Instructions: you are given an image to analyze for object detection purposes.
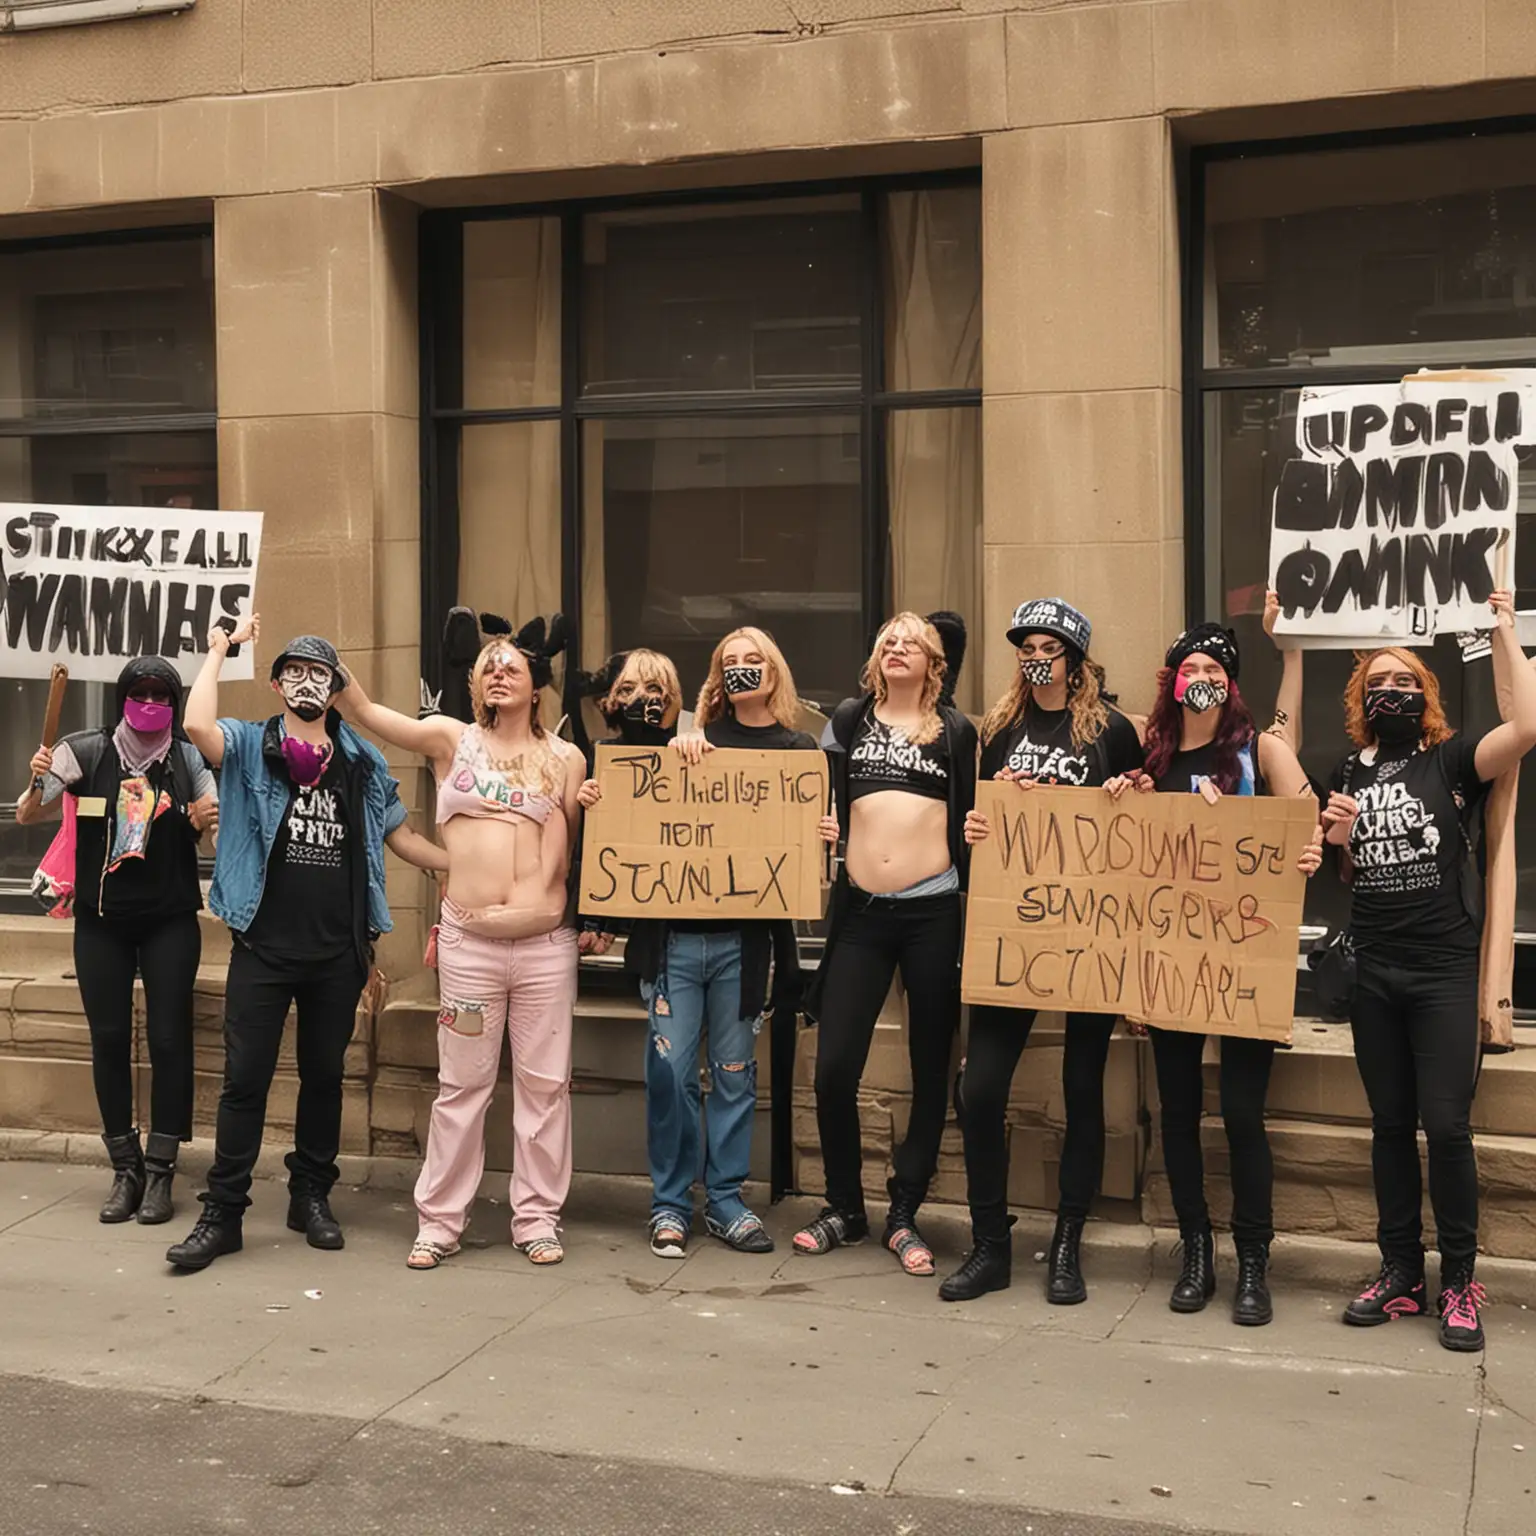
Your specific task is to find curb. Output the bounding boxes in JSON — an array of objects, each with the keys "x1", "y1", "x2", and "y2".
[{"x1": 8, "y1": 1128, "x2": 1536, "y2": 1307}]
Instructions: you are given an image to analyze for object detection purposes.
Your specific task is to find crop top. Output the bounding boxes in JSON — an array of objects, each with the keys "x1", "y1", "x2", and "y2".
[
  {"x1": 846, "y1": 713, "x2": 949, "y2": 803},
  {"x1": 435, "y1": 725, "x2": 558, "y2": 826}
]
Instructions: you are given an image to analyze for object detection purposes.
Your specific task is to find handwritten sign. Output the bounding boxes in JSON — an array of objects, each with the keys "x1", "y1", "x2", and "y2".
[
  {"x1": 1269, "y1": 378, "x2": 1532, "y2": 644},
  {"x1": 962, "y1": 784, "x2": 1315, "y2": 1042},
  {"x1": 0, "y1": 503, "x2": 262, "y2": 684},
  {"x1": 579, "y1": 745, "x2": 828, "y2": 921}
]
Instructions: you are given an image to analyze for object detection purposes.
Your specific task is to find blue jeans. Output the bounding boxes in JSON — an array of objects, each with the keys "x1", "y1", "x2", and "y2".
[{"x1": 644, "y1": 930, "x2": 760, "y2": 1224}]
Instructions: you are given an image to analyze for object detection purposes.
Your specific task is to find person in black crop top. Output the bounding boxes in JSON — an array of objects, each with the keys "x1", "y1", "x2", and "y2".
[
  {"x1": 1323, "y1": 593, "x2": 1536, "y2": 1353},
  {"x1": 795, "y1": 611, "x2": 977, "y2": 1278},
  {"x1": 15, "y1": 657, "x2": 217, "y2": 1229},
  {"x1": 938, "y1": 598, "x2": 1144, "y2": 1305},
  {"x1": 1114, "y1": 624, "x2": 1319, "y2": 1330}
]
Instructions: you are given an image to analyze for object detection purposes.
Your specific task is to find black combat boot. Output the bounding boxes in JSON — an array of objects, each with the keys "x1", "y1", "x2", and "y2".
[
  {"x1": 99, "y1": 1131, "x2": 145, "y2": 1224},
  {"x1": 1169, "y1": 1225, "x2": 1217, "y2": 1313},
  {"x1": 287, "y1": 1191, "x2": 345, "y2": 1250},
  {"x1": 939, "y1": 1233, "x2": 1013, "y2": 1302},
  {"x1": 166, "y1": 1201, "x2": 243, "y2": 1271},
  {"x1": 137, "y1": 1132, "x2": 180, "y2": 1226},
  {"x1": 1231, "y1": 1240, "x2": 1274, "y2": 1327},
  {"x1": 1046, "y1": 1215, "x2": 1088, "y2": 1306},
  {"x1": 1343, "y1": 1251, "x2": 1427, "y2": 1327}
]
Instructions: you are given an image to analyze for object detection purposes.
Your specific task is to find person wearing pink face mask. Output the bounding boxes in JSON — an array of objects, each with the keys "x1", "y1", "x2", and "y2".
[{"x1": 15, "y1": 656, "x2": 218, "y2": 1226}]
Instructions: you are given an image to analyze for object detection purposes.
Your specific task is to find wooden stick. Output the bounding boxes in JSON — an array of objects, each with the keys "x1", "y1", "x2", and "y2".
[
  {"x1": 1496, "y1": 529, "x2": 1512, "y2": 593},
  {"x1": 32, "y1": 664, "x2": 69, "y2": 792}
]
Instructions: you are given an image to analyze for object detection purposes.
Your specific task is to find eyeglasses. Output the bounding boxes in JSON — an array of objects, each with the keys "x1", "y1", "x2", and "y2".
[
  {"x1": 280, "y1": 662, "x2": 335, "y2": 687},
  {"x1": 130, "y1": 688, "x2": 174, "y2": 705},
  {"x1": 882, "y1": 638, "x2": 919, "y2": 655}
]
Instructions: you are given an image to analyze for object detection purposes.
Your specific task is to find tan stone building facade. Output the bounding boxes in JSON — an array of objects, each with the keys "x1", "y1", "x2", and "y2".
[{"x1": 5, "y1": 0, "x2": 1536, "y2": 1251}]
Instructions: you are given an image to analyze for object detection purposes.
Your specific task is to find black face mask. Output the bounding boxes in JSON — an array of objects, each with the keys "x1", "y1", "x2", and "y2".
[
  {"x1": 1365, "y1": 687, "x2": 1425, "y2": 747},
  {"x1": 723, "y1": 665, "x2": 763, "y2": 696},
  {"x1": 616, "y1": 696, "x2": 666, "y2": 729}
]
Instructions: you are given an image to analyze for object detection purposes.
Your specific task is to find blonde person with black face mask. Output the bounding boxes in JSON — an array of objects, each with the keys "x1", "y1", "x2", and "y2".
[{"x1": 580, "y1": 629, "x2": 816, "y2": 1257}]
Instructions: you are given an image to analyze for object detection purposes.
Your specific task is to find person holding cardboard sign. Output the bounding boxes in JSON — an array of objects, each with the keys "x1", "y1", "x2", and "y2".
[
  {"x1": 581, "y1": 628, "x2": 817, "y2": 1258},
  {"x1": 339, "y1": 622, "x2": 585, "y2": 1271},
  {"x1": 795, "y1": 612, "x2": 977, "y2": 1277},
  {"x1": 940, "y1": 598, "x2": 1144, "y2": 1305},
  {"x1": 1122, "y1": 623, "x2": 1320, "y2": 1328},
  {"x1": 1326, "y1": 591, "x2": 1536, "y2": 1354},
  {"x1": 15, "y1": 657, "x2": 218, "y2": 1227}
]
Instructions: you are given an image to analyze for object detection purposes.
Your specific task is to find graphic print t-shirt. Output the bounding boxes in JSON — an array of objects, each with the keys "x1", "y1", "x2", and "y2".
[
  {"x1": 847, "y1": 714, "x2": 949, "y2": 801},
  {"x1": 980, "y1": 705, "x2": 1143, "y2": 788},
  {"x1": 1330, "y1": 736, "x2": 1485, "y2": 961},
  {"x1": 242, "y1": 756, "x2": 356, "y2": 967}
]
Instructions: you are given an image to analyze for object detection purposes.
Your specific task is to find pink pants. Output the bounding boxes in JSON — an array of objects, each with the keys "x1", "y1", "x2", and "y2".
[{"x1": 414, "y1": 921, "x2": 577, "y2": 1246}]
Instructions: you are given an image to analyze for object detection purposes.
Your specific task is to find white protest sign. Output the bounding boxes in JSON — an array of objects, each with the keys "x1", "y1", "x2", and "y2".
[
  {"x1": 0, "y1": 504, "x2": 262, "y2": 684},
  {"x1": 1269, "y1": 376, "x2": 1535, "y2": 644}
]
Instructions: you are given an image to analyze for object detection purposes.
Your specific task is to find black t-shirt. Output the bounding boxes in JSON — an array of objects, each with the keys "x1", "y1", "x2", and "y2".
[
  {"x1": 241, "y1": 756, "x2": 357, "y2": 967},
  {"x1": 1152, "y1": 736, "x2": 1262, "y2": 797},
  {"x1": 847, "y1": 713, "x2": 949, "y2": 801},
  {"x1": 671, "y1": 714, "x2": 821, "y2": 933},
  {"x1": 980, "y1": 705, "x2": 1143, "y2": 787},
  {"x1": 1330, "y1": 736, "x2": 1485, "y2": 961}
]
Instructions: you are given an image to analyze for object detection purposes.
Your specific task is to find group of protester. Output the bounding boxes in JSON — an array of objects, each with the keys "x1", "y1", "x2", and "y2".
[{"x1": 19, "y1": 582, "x2": 1536, "y2": 1358}]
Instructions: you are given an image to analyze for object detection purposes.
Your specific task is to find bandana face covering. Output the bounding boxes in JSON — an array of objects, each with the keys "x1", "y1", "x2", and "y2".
[
  {"x1": 1365, "y1": 687, "x2": 1425, "y2": 747},
  {"x1": 280, "y1": 671, "x2": 333, "y2": 723},
  {"x1": 281, "y1": 734, "x2": 331, "y2": 786},
  {"x1": 123, "y1": 698, "x2": 173, "y2": 733},
  {"x1": 618, "y1": 696, "x2": 666, "y2": 730},
  {"x1": 1176, "y1": 676, "x2": 1229, "y2": 715},
  {"x1": 723, "y1": 665, "x2": 763, "y2": 696},
  {"x1": 1020, "y1": 656, "x2": 1058, "y2": 689}
]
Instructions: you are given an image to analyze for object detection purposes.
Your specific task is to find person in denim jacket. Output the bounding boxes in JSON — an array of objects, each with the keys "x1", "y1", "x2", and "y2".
[{"x1": 166, "y1": 614, "x2": 445, "y2": 1272}]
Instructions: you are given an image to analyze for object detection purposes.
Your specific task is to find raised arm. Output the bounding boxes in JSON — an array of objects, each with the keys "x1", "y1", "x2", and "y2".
[
  {"x1": 187, "y1": 614, "x2": 259, "y2": 767},
  {"x1": 337, "y1": 668, "x2": 461, "y2": 773},
  {"x1": 1475, "y1": 590, "x2": 1536, "y2": 782},
  {"x1": 1256, "y1": 731, "x2": 1314, "y2": 802},
  {"x1": 1263, "y1": 590, "x2": 1303, "y2": 754}
]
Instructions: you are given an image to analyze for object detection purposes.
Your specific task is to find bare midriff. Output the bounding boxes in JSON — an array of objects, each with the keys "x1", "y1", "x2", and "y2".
[
  {"x1": 845, "y1": 791, "x2": 950, "y2": 895},
  {"x1": 440, "y1": 809, "x2": 569, "y2": 940}
]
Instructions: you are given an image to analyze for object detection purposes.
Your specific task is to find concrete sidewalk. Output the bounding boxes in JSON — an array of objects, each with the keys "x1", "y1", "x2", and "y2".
[{"x1": 1, "y1": 1159, "x2": 1532, "y2": 1536}]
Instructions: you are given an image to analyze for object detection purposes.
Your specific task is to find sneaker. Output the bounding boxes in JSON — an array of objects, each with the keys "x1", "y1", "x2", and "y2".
[
  {"x1": 1438, "y1": 1274, "x2": 1487, "y2": 1353},
  {"x1": 1342, "y1": 1257, "x2": 1426, "y2": 1327},
  {"x1": 649, "y1": 1211, "x2": 690, "y2": 1259}
]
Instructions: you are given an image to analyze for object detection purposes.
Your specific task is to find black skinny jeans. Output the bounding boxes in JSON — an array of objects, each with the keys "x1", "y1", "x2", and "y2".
[
  {"x1": 960, "y1": 1006, "x2": 1116, "y2": 1241},
  {"x1": 1150, "y1": 1027, "x2": 1276, "y2": 1249},
  {"x1": 73, "y1": 907, "x2": 200, "y2": 1141},
  {"x1": 205, "y1": 944, "x2": 367, "y2": 1210},
  {"x1": 1351, "y1": 950, "x2": 1481, "y2": 1269},
  {"x1": 813, "y1": 891, "x2": 961, "y2": 1218}
]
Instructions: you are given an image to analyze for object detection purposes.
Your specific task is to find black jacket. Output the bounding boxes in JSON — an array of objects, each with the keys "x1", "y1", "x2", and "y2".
[{"x1": 803, "y1": 694, "x2": 978, "y2": 1022}]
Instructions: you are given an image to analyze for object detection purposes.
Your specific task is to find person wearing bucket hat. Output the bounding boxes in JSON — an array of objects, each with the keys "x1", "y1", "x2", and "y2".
[
  {"x1": 165, "y1": 615, "x2": 447, "y2": 1273},
  {"x1": 16, "y1": 656, "x2": 218, "y2": 1228},
  {"x1": 940, "y1": 598, "x2": 1143, "y2": 1305},
  {"x1": 1108, "y1": 621, "x2": 1321, "y2": 1329}
]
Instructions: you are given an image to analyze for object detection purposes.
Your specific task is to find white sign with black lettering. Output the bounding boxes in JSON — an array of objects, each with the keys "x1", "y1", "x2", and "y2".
[{"x1": 0, "y1": 504, "x2": 262, "y2": 683}]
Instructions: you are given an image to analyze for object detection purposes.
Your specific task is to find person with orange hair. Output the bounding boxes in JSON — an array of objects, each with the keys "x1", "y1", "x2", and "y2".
[
  {"x1": 794, "y1": 612, "x2": 977, "y2": 1276},
  {"x1": 1326, "y1": 591, "x2": 1536, "y2": 1352}
]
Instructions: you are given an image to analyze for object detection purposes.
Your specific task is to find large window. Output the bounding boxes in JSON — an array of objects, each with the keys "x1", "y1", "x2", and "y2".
[
  {"x1": 1193, "y1": 125, "x2": 1536, "y2": 939},
  {"x1": 0, "y1": 231, "x2": 217, "y2": 894},
  {"x1": 421, "y1": 178, "x2": 982, "y2": 734}
]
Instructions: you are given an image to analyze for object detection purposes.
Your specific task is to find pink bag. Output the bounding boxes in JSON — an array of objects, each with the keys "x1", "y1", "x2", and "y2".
[{"x1": 30, "y1": 794, "x2": 78, "y2": 919}]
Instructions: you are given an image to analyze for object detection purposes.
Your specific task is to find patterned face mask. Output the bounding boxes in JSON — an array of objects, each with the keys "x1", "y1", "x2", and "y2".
[
  {"x1": 1020, "y1": 656, "x2": 1058, "y2": 688},
  {"x1": 723, "y1": 665, "x2": 764, "y2": 696},
  {"x1": 1176, "y1": 676, "x2": 1228, "y2": 715},
  {"x1": 1365, "y1": 686, "x2": 1425, "y2": 745},
  {"x1": 618, "y1": 696, "x2": 666, "y2": 728}
]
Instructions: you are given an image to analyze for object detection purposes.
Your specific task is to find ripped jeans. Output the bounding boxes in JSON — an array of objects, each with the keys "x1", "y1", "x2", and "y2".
[
  {"x1": 414, "y1": 921, "x2": 577, "y2": 1247},
  {"x1": 644, "y1": 929, "x2": 760, "y2": 1226}
]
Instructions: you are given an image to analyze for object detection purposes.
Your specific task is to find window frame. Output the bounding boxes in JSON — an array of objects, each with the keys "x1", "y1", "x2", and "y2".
[{"x1": 417, "y1": 171, "x2": 983, "y2": 722}]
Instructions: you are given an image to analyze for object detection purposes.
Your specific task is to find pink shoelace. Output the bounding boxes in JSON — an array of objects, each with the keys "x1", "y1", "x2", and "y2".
[{"x1": 1442, "y1": 1280, "x2": 1487, "y2": 1330}]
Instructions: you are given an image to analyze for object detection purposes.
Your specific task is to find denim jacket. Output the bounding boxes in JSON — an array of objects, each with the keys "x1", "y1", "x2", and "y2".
[{"x1": 209, "y1": 712, "x2": 407, "y2": 938}]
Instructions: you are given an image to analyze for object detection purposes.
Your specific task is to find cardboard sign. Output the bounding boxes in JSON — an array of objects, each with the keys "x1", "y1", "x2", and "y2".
[
  {"x1": 0, "y1": 503, "x2": 262, "y2": 684},
  {"x1": 579, "y1": 744, "x2": 828, "y2": 921},
  {"x1": 1269, "y1": 378, "x2": 1534, "y2": 644},
  {"x1": 962, "y1": 784, "x2": 1316, "y2": 1042}
]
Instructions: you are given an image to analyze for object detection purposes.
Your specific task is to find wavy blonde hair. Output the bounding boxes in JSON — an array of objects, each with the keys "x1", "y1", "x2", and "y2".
[
  {"x1": 860, "y1": 612, "x2": 945, "y2": 746},
  {"x1": 1344, "y1": 647, "x2": 1454, "y2": 750},
  {"x1": 602, "y1": 648, "x2": 684, "y2": 730},
  {"x1": 469, "y1": 640, "x2": 564, "y2": 795},
  {"x1": 980, "y1": 653, "x2": 1111, "y2": 750},
  {"x1": 694, "y1": 626, "x2": 801, "y2": 730}
]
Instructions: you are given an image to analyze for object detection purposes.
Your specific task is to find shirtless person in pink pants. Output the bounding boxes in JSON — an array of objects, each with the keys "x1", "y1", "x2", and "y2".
[{"x1": 340, "y1": 629, "x2": 584, "y2": 1269}]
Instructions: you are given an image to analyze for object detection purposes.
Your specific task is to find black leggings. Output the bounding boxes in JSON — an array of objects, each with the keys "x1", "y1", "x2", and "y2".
[
  {"x1": 1351, "y1": 951, "x2": 1481, "y2": 1268},
  {"x1": 813, "y1": 891, "x2": 961, "y2": 1218},
  {"x1": 73, "y1": 907, "x2": 201, "y2": 1140},
  {"x1": 1150, "y1": 1027, "x2": 1276, "y2": 1248},
  {"x1": 960, "y1": 1006, "x2": 1116, "y2": 1240}
]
